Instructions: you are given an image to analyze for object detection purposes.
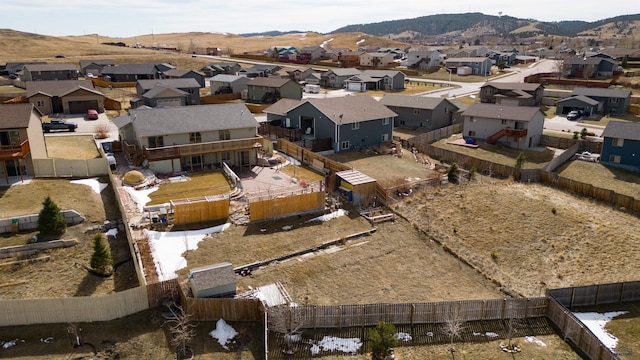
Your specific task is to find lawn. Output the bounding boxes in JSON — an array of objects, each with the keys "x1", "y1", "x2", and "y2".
[
  {"x1": 431, "y1": 134, "x2": 556, "y2": 169},
  {"x1": 326, "y1": 149, "x2": 438, "y2": 188},
  {"x1": 0, "y1": 85, "x2": 25, "y2": 94},
  {"x1": 45, "y1": 135, "x2": 100, "y2": 159},
  {"x1": 554, "y1": 160, "x2": 640, "y2": 199},
  {"x1": 147, "y1": 172, "x2": 232, "y2": 206},
  {"x1": 277, "y1": 164, "x2": 325, "y2": 183}
]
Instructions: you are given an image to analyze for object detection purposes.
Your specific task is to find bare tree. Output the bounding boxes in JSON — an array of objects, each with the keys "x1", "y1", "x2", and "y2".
[
  {"x1": 164, "y1": 304, "x2": 197, "y2": 359},
  {"x1": 267, "y1": 303, "x2": 305, "y2": 354},
  {"x1": 553, "y1": 56, "x2": 567, "y2": 79},
  {"x1": 441, "y1": 306, "x2": 465, "y2": 359}
]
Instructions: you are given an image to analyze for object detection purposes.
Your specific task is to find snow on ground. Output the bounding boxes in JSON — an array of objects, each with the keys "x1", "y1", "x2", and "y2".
[
  {"x1": 145, "y1": 223, "x2": 230, "y2": 281},
  {"x1": 319, "y1": 38, "x2": 334, "y2": 48},
  {"x1": 122, "y1": 186, "x2": 158, "y2": 212},
  {"x1": 397, "y1": 332, "x2": 412, "y2": 342},
  {"x1": 105, "y1": 228, "x2": 118, "y2": 237},
  {"x1": 573, "y1": 311, "x2": 628, "y2": 349},
  {"x1": 307, "y1": 209, "x2": 348, "y2": 222},
  {"x1": 70, "y1": 178, "x2": 107, "y2": 194},
  {"x1": 309, "y1": 336, "x2": 362, "y2": 355},
  {"x1": 356, "y1": 39, "x2": 365, "y2": 45},
  {"x1": 209, "y1": 319, "x2": 238, "y2": 350},
  {"x1": 524, "y1": 336, "x2": 547, "y2": 347}
]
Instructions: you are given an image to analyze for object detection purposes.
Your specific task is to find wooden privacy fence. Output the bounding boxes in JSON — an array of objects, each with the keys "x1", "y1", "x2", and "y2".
[
  {"x1": 171, "y1": 195, "x2": 230, "y2": 225},
  {"x1": 248, "y1": 190, "x2": 324, "y2": 222},
  {"x1": 33, "y1": 158, "x2": 109, "y2": 177},
  {"x1": 200, "y1": 93, "x2": 241, "y2": 104},
  {"x1": 292, "y1": 298, "x2": 548, "y2": 329}
]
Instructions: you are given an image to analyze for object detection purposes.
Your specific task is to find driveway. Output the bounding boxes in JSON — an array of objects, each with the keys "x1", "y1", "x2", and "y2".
[
  {"x1": 544, "y1": 115, "x2": 605, "y2": 136},
  {"x1": 43, "y1": 112, "x2": 119, "y2": 141}
]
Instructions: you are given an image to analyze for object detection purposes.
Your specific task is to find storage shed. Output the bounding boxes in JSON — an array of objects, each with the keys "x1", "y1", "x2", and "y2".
[
  {"x1": 189, "y1": 262, "x2": 237, "y2": 298},
  {"x1": 336, "y1": 169, "x2": 377, "y2": 207}
]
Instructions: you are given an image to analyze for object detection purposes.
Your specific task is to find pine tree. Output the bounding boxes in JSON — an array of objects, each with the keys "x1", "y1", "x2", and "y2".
[
  {"x1": 37, "y1": 196, "x2": 67, "y2": 236},
  {"x1": 368, "y1": 321, "x2": 398, "y2": 360},
  {"x1": 90, "y1": 233, "x2": 112, "y2": 274},
  {"x1": 447, "y1": 163, "x2": 460, "y2": 184}
]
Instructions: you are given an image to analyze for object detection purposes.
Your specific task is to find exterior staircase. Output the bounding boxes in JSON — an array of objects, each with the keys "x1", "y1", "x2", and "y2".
[{"x1": 487, "y1": 128, "x2": 528, "y2": 144}]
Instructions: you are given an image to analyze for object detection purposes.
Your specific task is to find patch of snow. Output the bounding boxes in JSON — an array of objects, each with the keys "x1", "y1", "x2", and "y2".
[
  {"x1": 123, "y1": 186, "x2": 158, "y2": 212},
  {"x1": 309, "y1": 336, "x2": 362, "y2": 355},
  {"x1": 2, "y1": 339, "x2": 24, "y2": 349},
  {"x1": 320, "y1": 38, "x2": 334, "y2": 48},
  {"x1": 105, "y1": 228, "x2": 118, "y2": 237},
  {"x1": 485, "y1": 332, "x2": 499, "y2": 338},
  {"x1": 524, "y1": 336, "x2": 546, "y2": 347},
  {"x1": 282, "y1": 225, "x2": 293, "y2": 231},
  {"x1": 40, "y1": 337, "x2": 53, "y2": 343},
  {"x1": 209, "y1": 319, "x2": 238, "y2": 350},
  {"x1": 573, "y1": 311, "x2": 628, "y2": 349},
  {"x1": 70, "y1": 178, "x2": 107, "y2": 194},
  {"x1": 397, "y1": 332, "x2": 412, "y2": 342},
  {"x1": 146, "y1": 223, "x2": 230, "y2": 281},
  {"x1": 168, "y1": 175, "x2": 190, "y2": 183},
  {"x1": 426, "y1": 331, "x2": 434, "y2": 337},
  {"x1": 307, "y1": 209, "x2": 348, "y2": 222},
  {"x1": 356, "y1": 39, "x2": 365, "y2": 45}
]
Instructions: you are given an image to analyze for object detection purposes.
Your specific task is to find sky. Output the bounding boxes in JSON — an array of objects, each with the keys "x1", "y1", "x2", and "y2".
[{"x1": 4, "y1": 0, "x2": 639, "y2": 38}]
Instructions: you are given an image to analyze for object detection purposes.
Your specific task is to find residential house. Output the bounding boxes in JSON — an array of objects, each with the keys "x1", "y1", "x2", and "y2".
[
  {"x1": 101, "y1": 63, "x2": 161, "y2": 82},
  {"x1": 21, "y1": 64, "x2": 79, "y2": 81},
  {"x1": 377, "y1": 47, "x2": 406, "y2": 59},
  {"x1": 209, "y1": 74, "x2": 250, "y2": 94},
  {"x1": 479, "y1": 82, "x2": 544, "y2": 106},
  {"x1": 360, "y1": 52, "x2": 396, "y2": 68},
  {"x1": 199, "y1": 62, "x2": 241, "y2": 77},
  {"x1": 445, "y1": 57, "x2": 492, "y2": 75},
  {"x1": 26, "y1": 80, "x2": 105, "y2": 114},
  {"x1": 338, "y1": 51, "x2": 366, "y2": 68},
  {"x1": 564, "y1": 56, "x2": 619, "y2": 78},
  {"x1": 558, "y1": 87, "x2": 632, "y2": 116},
  {"x1": 449, "y1": 47, "x2": 489, "y2": 58},
  {"x1": 79, "y1": 59, "x2": 115, "y2": 76},
  {"x1": 405, "y1": 50, "x2": 441, "y2": 69},
  {"x1": 304, "y1": 72, "x2": 322, "y2": 86},
  {"x1": 462, "y1": 103, "x2": 544, "y2": 149},
  {"x1": 136, "y1": 78, "x2": 201, "y2": 106},
  {"x1": 320, "y1": 68, "x2": 361, "y2": 89},
  {"x1": 597, "y1": 48, "x2": 640, "y2": 61},
  {"x1": 237, "y1": 64, "x2": 282, "y2": 78},
  {"x1": 515, "y1": 55, "x2": 538, "y2": 64},
  {"x1": 378, "y1": 94, "x2": 461, "y2": 130},
  {"x1": 555, "y1": 96, "x2": 601, "y2": 117},
  {"x1": 246, "y1": 77, "x2": 302, "y2": 103},
  {"x1": 487, "y1": 51, "x2": 517, "y2": 65},
  {"x1": 326, "y1": 48, "x2": 351, "y2": 61},
  {"x1": 600, "y1": 121, "x2": 640, "y2": 172},
  {"x1": 343, "y1": 70, "x2": 405, "y2": 92},
  {"x1": 299, "y1": 46, "x2": 326, "y2": 61},
  {"x1": 112, "y1": 104, "x2": 261, "y2": 173},
  {"x1": 0, "y1": 103, "x2": 48, "y2": 183},
  {"x1": 163, "y1": 69, "x2": 207, "y2": 88},
  {"x1": 286, "y1": 68, "x2": 315, "y2": 82},
  {"x1": 4, "y1": 62, "x2": 46, "y2": 78},
  {"x1": 263, "y1": 95, "x2": 397, "y2": 153}
]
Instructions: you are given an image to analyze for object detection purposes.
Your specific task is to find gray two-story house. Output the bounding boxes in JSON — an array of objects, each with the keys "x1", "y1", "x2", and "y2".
[
  {"x1": 163, "y1": 69, "x2": 207, "y2": 88},
  {"x1": 479, "y1": 82, "x2": 545, "y2": 106},
  {"x1": 101, "y1": 63, "x2": 161, "y2": 82},
  {"x1": 343, "y1": 70, "x2": 405, "y2": 92},
  {"x1": 21, "y1": 64, "x2": 79, "y2": 81},
  {"x1": 264, "y1": 95, "x2": 397, "y2": 153},
  {"x1": 136, "y1": 78, "x2": 201, "y2": 106},
  {"x1": 378, "y1": 94, "x2": 461, "y2": 130},
  {"x1": 79, "y1": 59, "x2": 115, "y2": 76},
  {"x1": 556, "y1": 87, "x2": 631, "y2": 116},
  {"x1": 209, "y1": 74, "x2": 250, "y2": 94},
  {"x1": 320, "y1": 68, "x2": 361, "y2": 89}
]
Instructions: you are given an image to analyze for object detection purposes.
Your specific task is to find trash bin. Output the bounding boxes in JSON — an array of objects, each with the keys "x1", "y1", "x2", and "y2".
[{"x1": 11, "y1": 218, "x2": 19, "y2": 233}]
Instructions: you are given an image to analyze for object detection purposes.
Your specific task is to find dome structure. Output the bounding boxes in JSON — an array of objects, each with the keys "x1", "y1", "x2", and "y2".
[{"x1": 123, "y1": 170, "x2": 146, "y2": 186}]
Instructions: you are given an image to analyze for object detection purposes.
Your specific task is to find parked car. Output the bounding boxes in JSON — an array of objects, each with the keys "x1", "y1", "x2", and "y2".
[
  {"x1": 567, "y1": 110, "x2": 581, "y2": 121},
  {"x1": 86, "y1": 72, "x2": 97, "y2": 78},
  {"x1": 86, "y1": 109, "x2": 99, "y2": 120},
  {"x1": 42, "y1": 119, "x2": 77, "y2": 132}
]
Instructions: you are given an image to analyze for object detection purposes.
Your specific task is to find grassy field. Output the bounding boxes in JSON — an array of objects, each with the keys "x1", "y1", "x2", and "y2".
[
  {"x1": 554, "y1": 160, "x2": 640, "y2": 199},
  {"x1": 147, "y1": 172, "x2": 232, "y2": 205},
  {"x1": 45, "y1": 135, "x2": 100, "y2": 159},
  {"x1": 431, "y1": 134, "x2": 556, "y2": 169}
]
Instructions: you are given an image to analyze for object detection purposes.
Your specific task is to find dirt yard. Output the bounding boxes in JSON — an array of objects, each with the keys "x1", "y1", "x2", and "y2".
[{"x1": 393, "y1": 177, "x2": 640, "y2": 298}]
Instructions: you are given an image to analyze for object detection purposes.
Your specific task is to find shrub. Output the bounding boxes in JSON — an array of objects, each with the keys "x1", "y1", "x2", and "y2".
[
  {"x1": 94, "y1": 124, "x2": 110, "y2": 139},
  {"x1": 368, "y1": 321, "x2": 398, "y2": 360},
  {"x1": 447, "y1": 163, "x2": 460, "y2": 184},
  {"x1": 37, "y1": 196, "x2": 67, "y2": 236},
  {"x1": 90, "y1": 233, "x2": 112, "y2": 274},
  {"x1": 551, "y1": 207, "x2": 557, "y2": 215},
  {"x1": 490, "y1": 249, "x2": 499, "y2": 261}
]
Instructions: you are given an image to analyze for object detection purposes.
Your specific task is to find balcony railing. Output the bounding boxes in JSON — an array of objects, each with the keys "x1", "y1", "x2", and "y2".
[
  {"x1": 143, "y1": 137, "x2": 263, "y2": 162},
  {"x1": 0, "y1": 140, "x2": 30, "y2": 160}
]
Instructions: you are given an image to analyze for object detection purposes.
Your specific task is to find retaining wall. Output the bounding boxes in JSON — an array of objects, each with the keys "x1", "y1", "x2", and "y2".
[{"x1": 0, "y1": 210, "x2": 85, "y2": 234}]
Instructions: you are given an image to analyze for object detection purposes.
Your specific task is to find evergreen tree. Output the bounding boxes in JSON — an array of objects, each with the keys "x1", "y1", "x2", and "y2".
[
  {"x1": 621, "y1": 56, "x2": 628, "y2": 69},
  {"x1": 447, "y1": 163, "x2": 460, "y2": 184},
  {"x1": 515, "y1": 152, "x2": 526, "y2": 181},
  {"x1": 368, "y1": 321, "x2": 398, "y2": 360},
  {"x1": 37, "y1": 196, "x2": 66, "y2": 236},
  {"x1": 90, "y1": 233, "x2": 112, "y2": 274}
]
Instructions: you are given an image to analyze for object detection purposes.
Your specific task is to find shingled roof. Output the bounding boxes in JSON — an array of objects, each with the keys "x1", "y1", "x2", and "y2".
[
  {"x1": 0, "y1": 103, "x2": 37, "y2": 130},
  {"x1": 462, "y1": 103, "x2": 541, "y2": 122},
  {"x1": 26, "y1": 80, "x2": 100, "y2": 98},
  {"x1": 379, "y1": 94, "x2": 456, "y2": 110},
  {"x1": 602, "y1": 121, "x2": 640, "y2": 141},
  {"x1": 482, "y1": 81, "x2": 542, "y2": 92}
]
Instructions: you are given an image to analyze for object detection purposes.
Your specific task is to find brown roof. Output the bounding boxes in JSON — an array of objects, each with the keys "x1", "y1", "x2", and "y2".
[
  {"x1": 26, "y1": 80, "x2": 97, "y2": 98},
  {"x1": 263, "y1": 98, "x2": 303, "y2": 115},
  {"x1": 0, "y1": 103, "x2": 36, "y2": 130},
  {"x1": 482, "y1": 82, "x2": 542, "y2": 92},
  {"x1": 247, "y1": 77, "x2": 293, "y2": 88},
  {"x1": 308, "y1": 95, "x2": 397, "y2": 124},
  {"x1": 23, "y1": 63, "x2": 78, "y2": 72},
  {"x1": 462, "y1": 103, "x2": 541, "y2": 122}
]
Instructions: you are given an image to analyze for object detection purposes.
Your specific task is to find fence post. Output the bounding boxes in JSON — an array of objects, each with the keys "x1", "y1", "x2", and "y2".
[
  {"x1": 619, "y1": 282, "x2": 626, "y2": 303},
  {"x1": 570, "y1": 287, "x2": 576, "y2": 309},
  {"x1": 339, "y1": 305, "x2": 342, "y2": 329},
  {"x1": 501, "y1": 298, "x2": 507, "y2": 319},
  {"x1": 313, "y1": 306, "x2": 317, "y2": 329}
]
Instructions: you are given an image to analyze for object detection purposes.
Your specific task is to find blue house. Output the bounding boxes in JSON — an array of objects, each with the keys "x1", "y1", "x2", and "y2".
[
  {"x1": 600, "y1": 121, "x2": 640, "y2": 172},
  {"x1": 264, "y1": 95, "x2": 397, "y2": 153}
]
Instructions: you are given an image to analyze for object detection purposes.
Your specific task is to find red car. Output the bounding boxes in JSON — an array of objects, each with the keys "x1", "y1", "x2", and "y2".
[{"x1": 87, "y1": 109, "x2": 99, "y2": 120}]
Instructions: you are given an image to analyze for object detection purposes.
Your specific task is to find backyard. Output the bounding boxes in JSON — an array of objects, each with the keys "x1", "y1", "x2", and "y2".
[
  {"x1": 147, "y1": 172, "x2": 233, "y2": 206},
  {"x1": 555, "y1": 159, "x2": 640, "y2": 199},
  {"x1": 45, "y1": 135, "x2": 100, "y2": 159}
]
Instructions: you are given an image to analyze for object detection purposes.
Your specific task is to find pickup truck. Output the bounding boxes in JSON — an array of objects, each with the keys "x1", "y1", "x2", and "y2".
[{"x1": 42, "y1": 119, "x2": 78, "y2": 132}]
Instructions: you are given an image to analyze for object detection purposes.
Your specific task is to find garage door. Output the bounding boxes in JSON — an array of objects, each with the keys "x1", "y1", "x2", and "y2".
[
  {"x1": 68, "y1": 100, "x2": 99, "y2": 114},
  {"x1": 347, "y1": 83, "x2": 362, "y2": 92},
  {"x1": 156, "y1": 98, "x2": 183, "y2": 107}
]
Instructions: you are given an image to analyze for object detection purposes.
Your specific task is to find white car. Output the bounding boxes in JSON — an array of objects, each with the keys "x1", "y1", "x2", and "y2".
[{"x1": 86, "y1": 73, "x2": 97, "y2": 78}]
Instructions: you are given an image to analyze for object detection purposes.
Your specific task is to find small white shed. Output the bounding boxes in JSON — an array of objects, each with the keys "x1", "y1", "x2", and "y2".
[{"x1": 189, "y1": 262, "x2": 237, "y2": 298}]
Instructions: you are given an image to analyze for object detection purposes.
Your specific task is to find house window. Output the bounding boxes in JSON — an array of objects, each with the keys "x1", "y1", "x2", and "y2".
[
  {"x1": 189, "y1": 132, "x2": 201, "y2": 143},
  {"x1": 609, "y1": 98, "x2": 619, "y2": 103},
  {"x1": 381, "y1": 133, "x2": 389, "y2": 142},
  {"x1": 501, "y1": 119, "x2": 507, "y2": 125},
  {"x1": 219, "y1": 130, "x2": 230, "y2": 140},
  {"x1": 341, "y1": 141, "x2": 350, "y2": 150},
  {"x1": 36, "y1": 100, "x2": 45, "y2": 107},
  {"x1": 221, "y1": 151, "x2": 231, "y2": 162},
  {"x1": 609, "y1": 154, "x2": 621, "y2": 163},
  {"x1": 148, "y1": 136, "x2": 164, "y2": 148},
  {"x1": 382, "y1": 118, "x2": 390, "y2": 125},
  {"x1": 351, "y1": 123, "x2": 359, "y2": 130},
  {"x1": 468, "y1": 131, "x2": 476, "y2": 137},
  {"x1": 612, "y1": 138, "x2": 624, "y2": 147},
  {"x1": 413, "y1": 109, "x2": 421, "y2": 115}
]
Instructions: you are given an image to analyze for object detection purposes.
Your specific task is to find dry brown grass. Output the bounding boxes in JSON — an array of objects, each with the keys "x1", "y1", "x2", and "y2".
[
  {"x1": 277, "y1": 164, "x2": 325, "y2": 183},
  {"x1": 394, "y1": 179, "x2": 640, "y2": 298},
  {"x1": 147, "y1": 172, "x2": 232, "y2": 206},
  {"x1": 45, "y1": 135, "x2": 100, "y2": 159},
  {"x1": 554, "y1": 160, "x2": 640, "y2": 199}
]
